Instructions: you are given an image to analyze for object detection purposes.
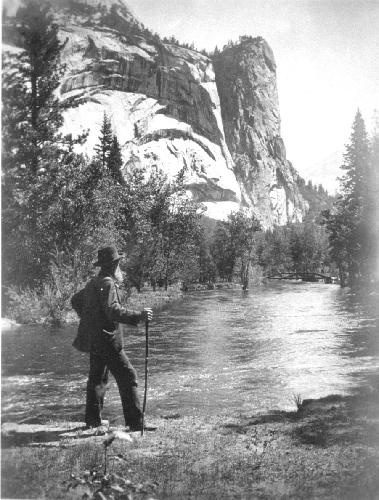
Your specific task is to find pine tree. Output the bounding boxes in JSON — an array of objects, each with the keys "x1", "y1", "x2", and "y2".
[
  {"x1": 323, "y1": 110, "x2": 371, "y2": 286},
  {"x1": 95, "y1": 112, "x2": 113, "y2": 168},
  {"x1": 340, "y1": 110, "x2": 370, "y2": 206},
  {"x1": 2, "y1": 0, "x2": 85, "y2": 286},
  {"x1": 108, "y1": 134, "x2": 124, "y2": 184},
  {"x1": 341, "y1": 110, "x2": 370, "y2": 283},
  {"x1": 2, "y1": 0, "x2": 66, "y2": 177},
  {"x1": 2, "y1": 0, "x2": 67, "y2": 286}
]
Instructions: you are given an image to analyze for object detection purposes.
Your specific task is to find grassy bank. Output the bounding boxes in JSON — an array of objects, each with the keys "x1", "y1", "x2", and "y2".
[
  {"x1": 3, "y1": 281, "x2": 253, "y2": 326},
  {"x1": 3, "y1": 285, "x2": 184, "y2": 326},
  {"x1": 2, "y1": 384, "x2": 379, "y2": 500}
]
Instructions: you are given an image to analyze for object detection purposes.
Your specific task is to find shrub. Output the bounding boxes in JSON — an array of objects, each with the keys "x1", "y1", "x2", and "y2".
[
  {"x1": 4, "y1": 286, "x2": 48, "y2": 324},
  {"x1": 4, "y1": 248, "x2": 95, "y2": 325},
  {"x1": 43, "y1": 249, "x2": 92, "y2": 325},
  {"x1": 293, "y1": 393, "x2": 304, "y2": 411}
]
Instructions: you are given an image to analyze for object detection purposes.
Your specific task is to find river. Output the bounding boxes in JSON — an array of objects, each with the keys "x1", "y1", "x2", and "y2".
[{"x1": 2, "y1": 282, "x2": 379, "y2": 425}]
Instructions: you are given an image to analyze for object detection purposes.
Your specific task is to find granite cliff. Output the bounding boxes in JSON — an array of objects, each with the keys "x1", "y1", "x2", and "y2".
[
  {"x1": 3, "y1": 0, "x2": 307, "y2": 225},
  {"x1": 214, "y1": 37, "x2": 307, "y2": 226}
]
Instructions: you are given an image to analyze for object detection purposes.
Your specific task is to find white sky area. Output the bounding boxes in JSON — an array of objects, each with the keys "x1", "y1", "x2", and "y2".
[
  {"x1": 125, "y1": 0, "x2": 379, "y2": 192},
  {"x1": 3, "y1": 0, "x2": 379, "y2": 192}
]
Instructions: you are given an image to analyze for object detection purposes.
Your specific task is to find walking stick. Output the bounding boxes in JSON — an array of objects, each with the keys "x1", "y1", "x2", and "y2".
[{"x1": 141, "y1": 318, "x2": 149, "y2": 436}]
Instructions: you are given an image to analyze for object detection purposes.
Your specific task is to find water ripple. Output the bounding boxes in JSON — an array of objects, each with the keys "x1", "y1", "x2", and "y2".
[{"x1": 2, "y1": 283, "x2": 378, "y2": 422}]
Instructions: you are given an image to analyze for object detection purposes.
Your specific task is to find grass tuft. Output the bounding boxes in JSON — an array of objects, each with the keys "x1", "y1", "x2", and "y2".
[{"x1": 293, "y1": 393, "x2": 304, "y2": 412}]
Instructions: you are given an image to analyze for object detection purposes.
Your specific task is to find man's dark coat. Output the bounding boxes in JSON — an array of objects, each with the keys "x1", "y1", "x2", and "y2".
[{"x1": 71, "y1": 275, "x2": 141, "y2": 352}]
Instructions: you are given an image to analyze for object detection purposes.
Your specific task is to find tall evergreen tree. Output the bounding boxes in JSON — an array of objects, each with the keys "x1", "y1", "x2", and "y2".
[
  {"x1": 108, "y1": 134, "x2": 124, "y2": 184},
  {"x1": 323, "y1": 110, "x2": 371, "y2": 286},
  {"x1": 341, "y1": 110, "x2": 369, "y2": 283},
  {"x1": 94, "y1": 112, "x2": 113, "y2": 168},
  {"x1": 340, "y1": 110, "x2": 370, "y2": 206},
  {"x1": 2, "y1": 0, "x2": 84, "y2": 286},
  {"x1": 2, "y1": 0, "x2": 66, "y2": 178}
]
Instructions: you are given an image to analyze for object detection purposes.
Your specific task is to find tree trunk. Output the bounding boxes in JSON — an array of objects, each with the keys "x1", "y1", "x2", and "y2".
[
  {"x1": 31, "y1": 71, "x2": 38, "y2": 174},
  {"x1": 338, "y1": 264, "x2": 346, "y2": 287}
]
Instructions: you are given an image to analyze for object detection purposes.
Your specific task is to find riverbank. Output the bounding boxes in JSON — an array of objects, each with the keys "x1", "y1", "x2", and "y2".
[
  {"x1": 2, "y1": 285, "x2": 184, "y2": 327},
  {"x1": 2, "y1": 381, "x2": 379, "y2": 500},
  {"x1": 66, "y1": 286, "x2": 185, "y2": 323},
  {"x1": 2, "y1": 282, "x2": 247, "y2": 327}
]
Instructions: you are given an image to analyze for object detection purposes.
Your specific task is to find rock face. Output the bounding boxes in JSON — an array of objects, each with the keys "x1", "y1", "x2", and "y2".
[
  {"x1": 54, "y1": 0, "x2": 241, "y2": 221},
  {"x1": 4, "y1": 0, "x2": 307, "y2": 225},
  {"x1": 213, "y1": 37, "x2": 307, "y2": 226}
]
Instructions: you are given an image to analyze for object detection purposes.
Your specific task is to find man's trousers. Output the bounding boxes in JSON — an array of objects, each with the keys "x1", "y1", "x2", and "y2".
[{"x1": 85, "y1": 344, "x2": 143, "y2": 428}]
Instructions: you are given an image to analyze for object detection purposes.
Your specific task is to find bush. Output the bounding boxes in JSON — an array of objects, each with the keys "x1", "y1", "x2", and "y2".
[
  {"x1": 44, "y1": 249, "x2": 92, "y2": 325},
  {"x1": 4, "y1": 248, "x2": 94, "y2": 325},
  {"x1": 4, "y1": 286, "x2": 48, "y2": 324},
  {"x1": 4, "y1": 282, "x2": 77, "y2": 326}
]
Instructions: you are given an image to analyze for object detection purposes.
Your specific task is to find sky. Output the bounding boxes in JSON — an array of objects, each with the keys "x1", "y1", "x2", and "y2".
[{"x1": 125, "y1": 0, "x2": 379, "y2": 192}]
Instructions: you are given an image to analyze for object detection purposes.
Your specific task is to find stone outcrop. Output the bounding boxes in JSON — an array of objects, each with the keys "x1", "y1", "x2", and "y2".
[
  {"x1": 4, "y1": 0, "x2": 307, "y2": 225},
  {"x1": 213, "y1": 37, "x2": 307, "y2": 226}
]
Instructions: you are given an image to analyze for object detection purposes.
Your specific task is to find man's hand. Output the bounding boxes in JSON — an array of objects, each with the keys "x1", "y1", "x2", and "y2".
[{"x1": 141, "y1": 308, "x2": 153, "y2": 322}]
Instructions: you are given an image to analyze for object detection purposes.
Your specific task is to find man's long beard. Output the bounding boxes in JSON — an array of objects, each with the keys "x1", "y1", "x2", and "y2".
[{"x1": 114, "y1": 266, "x2": 124, "y2": 283}]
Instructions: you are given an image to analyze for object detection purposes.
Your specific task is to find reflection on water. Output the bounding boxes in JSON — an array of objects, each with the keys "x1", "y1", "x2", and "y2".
[{"x1": 2, "y1": 283, "x2": 379, "y2": 424}]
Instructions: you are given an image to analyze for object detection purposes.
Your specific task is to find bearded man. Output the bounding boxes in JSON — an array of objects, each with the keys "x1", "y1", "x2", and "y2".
[{"x1": 71, "y1": 245, "x2": 153, "y2": 431}]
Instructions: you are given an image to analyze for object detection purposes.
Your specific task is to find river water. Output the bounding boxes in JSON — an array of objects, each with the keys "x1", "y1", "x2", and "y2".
[{"x1": 2, "y1": 283, "x2": 379, "y2": 425}]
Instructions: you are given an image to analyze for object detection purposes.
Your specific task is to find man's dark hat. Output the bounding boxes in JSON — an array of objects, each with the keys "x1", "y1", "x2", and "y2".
[{"x1": 93, "y1": 246, "x2": 123, "y2": 267}]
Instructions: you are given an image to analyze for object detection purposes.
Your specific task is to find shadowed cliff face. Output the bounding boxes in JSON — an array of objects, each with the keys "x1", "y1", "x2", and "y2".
[
  {"x1": 60, "y1": 30, "x2": 222, "y2": 146},
  {"x1": 3, "y1": 0, "x2": 307, "y2": 224},
  {"x1": 214, "y1": 37, "x2": 307, "y2": 226}
]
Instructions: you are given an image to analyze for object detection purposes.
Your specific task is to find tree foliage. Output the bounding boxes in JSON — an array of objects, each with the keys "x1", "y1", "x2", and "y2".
[
  {"x1": 2, "y1": 0, "x2": 71, "y2": 177},
  {"x1": 255, "y1": 222, "x2": 330, "y2": 277},
  {"x1": 121, "y1": 165, "x2": 203, "y2": 291},
  {"x1": 227, "y1": 210, "x2": 262, "y2": 289},
  {"x1": 323, "y1": 110, "x2": 378, "y2": 286},
  {"x1": 2, "y1": 0, "x2": 85, "y2": 286},
  {"x1": 211, "y1": 210, "x2": 261, "y2": 288},
  {"x1": 95, "y1": 112, "x2": 113, "y2": 169},
  {"x1": 108, "y1": 135, "x2": 124, "y2": 185},
  {"x1": 1, "y1": 0, "x2": 203, "y2": 300}
]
